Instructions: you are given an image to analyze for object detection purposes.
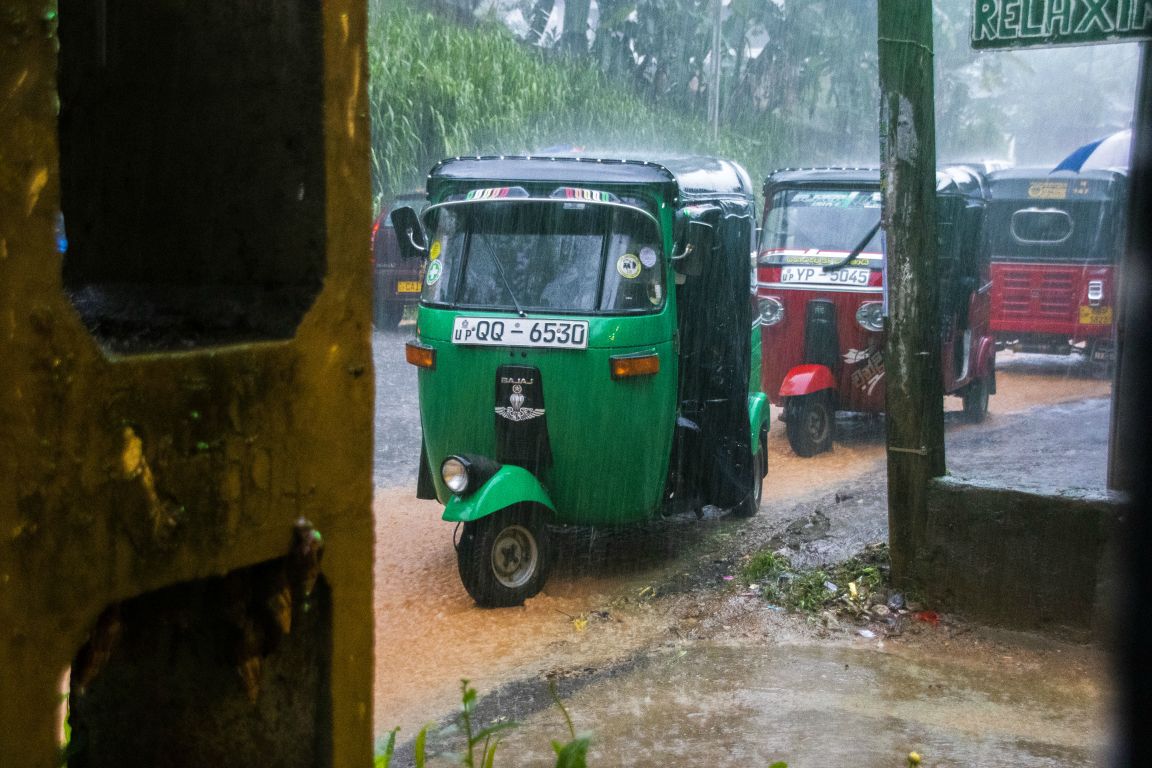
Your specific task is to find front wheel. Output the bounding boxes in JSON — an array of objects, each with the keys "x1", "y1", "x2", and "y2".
[
  {"x1": 457, "y1": 506, "x2": 552, "y2": 607},
  {"x1": 961, "y1": 376, "x2": 989, "y2": 423},
  {"x1": 786, "y1": 393, "x2": 834, "y2": 457}
]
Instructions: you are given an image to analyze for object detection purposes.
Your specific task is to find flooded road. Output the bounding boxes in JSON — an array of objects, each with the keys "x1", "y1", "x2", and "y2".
[{"x1": 372, "y1": 328, "x2": 1113, "y2": 759}]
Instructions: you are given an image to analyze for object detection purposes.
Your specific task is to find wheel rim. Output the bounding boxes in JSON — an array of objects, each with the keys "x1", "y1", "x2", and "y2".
[
  {"x1": 804, "y1": 402, "x2": 829, "y2": 442},
  {"x1": 489, "y1": 524, "x2": 538, "y2": 589}
]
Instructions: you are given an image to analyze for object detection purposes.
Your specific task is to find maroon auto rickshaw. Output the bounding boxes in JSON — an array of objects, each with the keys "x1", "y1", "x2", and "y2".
[
  {"x1": 755, "y1": 167, "x2": 996, "y2": 456},
  {"x1": 371, "y1": 192, "x2": 427, "y2": 329}
]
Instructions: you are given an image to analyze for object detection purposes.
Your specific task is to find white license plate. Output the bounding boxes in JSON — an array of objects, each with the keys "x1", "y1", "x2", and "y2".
[
  {"x1": 451, "y1": 317, "x2": 589, "y2": 349},
  {"x1": 780, "y1": 266, "x2": 871, "y2": 286}
]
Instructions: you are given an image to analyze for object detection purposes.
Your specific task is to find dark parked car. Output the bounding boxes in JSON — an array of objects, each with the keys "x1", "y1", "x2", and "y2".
[{"x1": 371, "y1": 193, "x2": 426, "y2": 328}]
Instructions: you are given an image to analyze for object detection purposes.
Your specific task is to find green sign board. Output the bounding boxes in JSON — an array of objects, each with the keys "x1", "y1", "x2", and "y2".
[{"x1": 972, "y1": 0, "x2": 1152, "y2": 49}]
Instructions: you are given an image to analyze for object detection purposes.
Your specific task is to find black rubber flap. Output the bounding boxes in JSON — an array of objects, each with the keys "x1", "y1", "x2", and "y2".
[{"x1": 494, "y1": 365, "x2": 552, "y2": 471}]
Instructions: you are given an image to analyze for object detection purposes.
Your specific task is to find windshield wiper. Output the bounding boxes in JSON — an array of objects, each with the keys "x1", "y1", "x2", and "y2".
[
  {"x1": 475, "y1": 235, "x2": 527, "y2": 317},
  {"x1": 823, "y1": 219, "x2": 883, "y2": 273}
]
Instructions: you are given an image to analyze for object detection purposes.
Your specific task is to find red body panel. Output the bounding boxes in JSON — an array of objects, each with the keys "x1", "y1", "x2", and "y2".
[
  {"x1": 757, "y1": 268, "x2": 993, "y2": 414},
  {"x1": 779, "y1": 363, "x2": 837, "y2": 397},
  {"x1": 989, "y1": 262, "x2": 1115, "y2": 344}
]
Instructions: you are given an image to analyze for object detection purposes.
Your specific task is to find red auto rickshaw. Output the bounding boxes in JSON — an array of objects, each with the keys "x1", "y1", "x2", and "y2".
[
  {"x1": 756, "y1": 167, "x2": 996, "y2": 456},
  {"x1": 984, "y1": 168, "x2": 1126, "y2": 361}
]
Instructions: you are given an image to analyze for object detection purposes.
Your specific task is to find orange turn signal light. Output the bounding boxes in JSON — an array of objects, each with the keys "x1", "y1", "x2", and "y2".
[
  {"x1": 610, "y1": 353, "x2": 659, "y2": 380},
  {"x1": 405, "y1": 341, "x2": 436, "y2": 369}
]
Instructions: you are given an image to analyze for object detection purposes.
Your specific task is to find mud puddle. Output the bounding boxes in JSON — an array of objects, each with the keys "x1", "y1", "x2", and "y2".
[{"x1": 478, "y1": 633, "x2": 1111, "y2": 768}]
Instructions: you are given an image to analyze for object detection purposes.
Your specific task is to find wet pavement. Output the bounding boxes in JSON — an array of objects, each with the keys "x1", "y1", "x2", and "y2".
[
  {"x1": 474, "y1": 638, "x2": 1109, "y2": 768},
  {"x1": 371, "y1": 329, "x2": 1115, "y2": 765}
]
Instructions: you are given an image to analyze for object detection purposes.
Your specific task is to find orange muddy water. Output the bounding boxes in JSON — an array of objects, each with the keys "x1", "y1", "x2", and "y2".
[{"x1": 372, "y1": 349, "x2": 1112, "y2": 748}]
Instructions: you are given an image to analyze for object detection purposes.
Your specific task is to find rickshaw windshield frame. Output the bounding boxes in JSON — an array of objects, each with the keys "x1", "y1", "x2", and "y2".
[
  {"x1": 758, "y1": 187, "x2": 884, "y2": 268},
  {"x1": 421, "y1": 196, "x2": 660, "y2": 229},
  {"x1": 418, "y1": 196, "x2": 668, "y2": 316}
]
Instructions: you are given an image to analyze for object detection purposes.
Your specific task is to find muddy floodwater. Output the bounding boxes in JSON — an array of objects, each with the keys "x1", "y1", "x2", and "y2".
[
  {"x1": 480, "y1": 637, "x2": 1109, "y2": 767},
  {"x1": 372, "y1": 329, "x2": 1113, "y2": 762}
]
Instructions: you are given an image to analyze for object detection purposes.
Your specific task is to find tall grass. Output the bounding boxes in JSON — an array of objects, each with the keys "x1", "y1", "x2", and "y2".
[{"x1": 367, "y1": 0, "x2": 780, "y2": 205}]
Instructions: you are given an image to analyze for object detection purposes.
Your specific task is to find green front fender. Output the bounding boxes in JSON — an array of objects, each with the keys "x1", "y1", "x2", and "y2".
[
  {"x1": 442, "y1": 464, "x2": 556, "y2": 523},
  {"x1": 748, "y1": 392, "x2": 770, "y2": 450}
]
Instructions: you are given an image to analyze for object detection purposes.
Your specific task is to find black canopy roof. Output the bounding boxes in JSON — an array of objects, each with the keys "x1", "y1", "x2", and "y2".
[
  {"x1": 985, "y1": 167, "x2": 1127, "y2": 201},
  {"x1": 763, "y1": 166, "x2": 986, "y2": 199},
  {"x1": 428, "y1": 155, "x2": 753, "y2": 204}
]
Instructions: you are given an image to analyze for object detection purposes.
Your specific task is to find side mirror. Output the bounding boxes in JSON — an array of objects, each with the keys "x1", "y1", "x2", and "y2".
[
  {"x1": 671, "y1": 221, "x2": 714, "y2": 276},
  {"x1": 672, "y1": 204, "x2": 720, "y2": 278},
  {"x1": 390, "y1": 206, "x2": 427, "y2": 260}
]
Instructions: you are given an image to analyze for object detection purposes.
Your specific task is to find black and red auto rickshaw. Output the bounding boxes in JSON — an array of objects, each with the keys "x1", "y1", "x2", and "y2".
[
  {"x1": 755, "y1": 167, "x2": 996, "y2": 456},
  {"x1": 983, "y1": 168, "x2": 1126, "y2": 362},
  {"x1": 371, "y1": 192, "x2": 427, "y2": 329}
]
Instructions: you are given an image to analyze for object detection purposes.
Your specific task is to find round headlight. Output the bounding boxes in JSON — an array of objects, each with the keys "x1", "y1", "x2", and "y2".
[
  {"x1": 856, "y1": 302, "x2": 884, "y2": 332},
  {"x1": 441, "y1": 456, "x2": 469, "y2": 494},
  {"x1": 759, "y1": 296, "x2": 785, "y2": 327}
]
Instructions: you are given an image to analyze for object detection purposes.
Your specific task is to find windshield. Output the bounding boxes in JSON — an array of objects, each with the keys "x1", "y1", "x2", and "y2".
[
  {"x1": 758, "y1": 188, "x2": 883, "y2": 266},
  {"x1": 421, "y1": 200, "x2": 665, "y2": 314}
]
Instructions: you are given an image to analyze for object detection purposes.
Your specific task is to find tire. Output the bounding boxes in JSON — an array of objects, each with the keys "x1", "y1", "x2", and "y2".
[
  {"x1": 457, "y1": 506, "x2": 551, "y2": 607},
  {"x1": 962, "y1": 376, "x2": 989, "y2": 423},
  {"x1": 785, "y1": 393, "x2": 834, "y2": 457},
  {"x1": 375, "y1": 301, "x2": 405, "y2": 330},
  {"x1": 732, "y1": 427, "x2": 767, "y2": 518}
]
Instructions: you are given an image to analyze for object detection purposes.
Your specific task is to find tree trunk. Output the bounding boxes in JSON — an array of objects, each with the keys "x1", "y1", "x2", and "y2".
[
  {"x1": 561, "y1": 0, "x2": 591, "y2": 55},
  {"x1": 527, "y1": 0, "x2": 555, "y2": 45}
]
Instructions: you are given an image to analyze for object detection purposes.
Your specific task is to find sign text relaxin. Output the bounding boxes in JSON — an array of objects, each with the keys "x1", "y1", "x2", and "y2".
[{"x1": 972, "y1": 0, "x2": 1152, "y2": 49}]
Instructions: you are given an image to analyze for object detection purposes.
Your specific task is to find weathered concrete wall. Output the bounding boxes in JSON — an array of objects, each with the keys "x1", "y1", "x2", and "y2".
[
  {"x1": 0, "y1": 0, "x2": 374, "y2": 765},
  {"x1": 912, "y1": 477, "x2": 1123, "y2": 636}
]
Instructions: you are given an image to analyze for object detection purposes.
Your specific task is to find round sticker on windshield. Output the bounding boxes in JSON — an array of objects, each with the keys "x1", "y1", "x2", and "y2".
[
  {"x1": 617, "y1": 253, "x2": 642, "y2": 279},
  {"x1": 425, "y1": 259, "x2": 443, "y2": 286},
  {"x1": 429, "y1": 240, "x2": 442, "y2": 260},
  {"x1": 639, "y1": 246, "x2": 658, "y2": 268}
]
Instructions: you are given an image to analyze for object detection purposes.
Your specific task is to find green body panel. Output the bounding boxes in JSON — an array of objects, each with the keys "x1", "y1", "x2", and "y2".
[
  {"x1": 748, "y1": 326, "x2": 770, "y2": 449},
  {"x1": 418, "y1": 307, "x2": 678, "y2": 526},
  {"x1": 442, "y1": 464, "x2": 555, "y2": 522},
  {"x1": 748, "y1": 392, "x2": 769, "y2": 449}
]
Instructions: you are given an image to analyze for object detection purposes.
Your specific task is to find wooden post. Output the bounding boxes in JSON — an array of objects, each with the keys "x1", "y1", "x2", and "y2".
[{"x1": 877, "y1": 0, "x2": 944, "y2": 585}]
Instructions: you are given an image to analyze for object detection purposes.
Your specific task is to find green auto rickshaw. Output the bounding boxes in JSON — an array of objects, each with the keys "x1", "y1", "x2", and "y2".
[{"x1": 392, "y1": 155, "x2": 770, "y2": 607}]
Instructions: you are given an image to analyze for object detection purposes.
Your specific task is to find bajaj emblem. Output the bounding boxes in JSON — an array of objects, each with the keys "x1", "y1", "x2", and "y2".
[{"x1": 496, "y1": 383, "x2": 545, "y2": 422}]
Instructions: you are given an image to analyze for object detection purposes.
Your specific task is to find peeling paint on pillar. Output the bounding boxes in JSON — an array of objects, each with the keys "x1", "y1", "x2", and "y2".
[{"x1": 0, "y1": 0, "x2": 374, "y2": 765}]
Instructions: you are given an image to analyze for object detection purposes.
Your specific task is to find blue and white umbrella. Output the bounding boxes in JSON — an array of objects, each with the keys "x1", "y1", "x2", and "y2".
[{"x1": 1053, "y1": 129, "x2": 1131, "y2": 173}]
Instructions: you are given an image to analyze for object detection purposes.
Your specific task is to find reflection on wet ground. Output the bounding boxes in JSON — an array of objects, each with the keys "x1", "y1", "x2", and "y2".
[{"x1": 482, "y1": 640, "x2": 1109, "y2": 768}]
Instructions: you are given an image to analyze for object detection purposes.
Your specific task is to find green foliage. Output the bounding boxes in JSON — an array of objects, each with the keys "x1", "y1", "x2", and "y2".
[
  {"x1": 367, "y1": 0, "x2": 775, "y2": 205},
  {"x1": 741, "y1": 550, "x2": 790, "y2": 585},
  {"x1": 742, "y1": 544, "x2": 890, "y2": 615},
  {"x1": 374, "y1": 678, "x2": 590, "y2": 767},
  {"x1": 374, "y1": 728, "x2": 399, "y2": 768},
  {"x1": 549, "y1": 678, "x2": 590, "y2": 768}
]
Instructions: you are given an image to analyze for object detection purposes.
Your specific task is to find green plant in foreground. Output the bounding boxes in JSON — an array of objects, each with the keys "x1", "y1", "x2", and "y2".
[{"x1": 375, "y1": 678, "x2": 588, "y2": 767}]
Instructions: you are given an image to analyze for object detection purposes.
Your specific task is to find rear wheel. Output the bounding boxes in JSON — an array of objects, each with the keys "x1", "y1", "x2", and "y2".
[
  {"x1": 962, "y1": 376, "x2": 989, "y2": 422},
  {"x1": 732, "y1": 427, "x2": 768, "y2": 518},
  {"x1": 457, "y1": 506, "x2": 551, "y2": 607},
  {"x1": 786, "y1": 393, "x2": 834, "y2": 457}
]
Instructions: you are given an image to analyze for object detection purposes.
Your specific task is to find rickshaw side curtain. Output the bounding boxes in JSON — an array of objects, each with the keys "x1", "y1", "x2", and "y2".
[{"x1": 674, "y1": 199, "x2": 756, "y2": 509}]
